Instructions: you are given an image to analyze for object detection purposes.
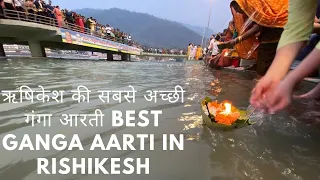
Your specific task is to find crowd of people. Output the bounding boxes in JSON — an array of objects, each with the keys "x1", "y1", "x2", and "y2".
[
  {"x1": 0, "y1": 0, "x2": 139, "y2": 46},
  {"x1": 187, "y1": 43, "x2": 203, "y2": 60},
  {"x1": 142, "y1": 46, "x2": 187, "y2": 55},
  {"x1": 203, "y1": 0, "x2": 320, "y2": 113},
  {"x1": 0, "y1": 0, "x2": 191, "y2": 54}
]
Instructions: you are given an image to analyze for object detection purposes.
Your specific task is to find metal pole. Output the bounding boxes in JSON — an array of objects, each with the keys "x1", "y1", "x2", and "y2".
[
  {"x1": 201, "y1": 26, "x2": 206, "y2": 48},
  {"x1": 204, "y1": 0, "x2": 213, "y2": 48}
]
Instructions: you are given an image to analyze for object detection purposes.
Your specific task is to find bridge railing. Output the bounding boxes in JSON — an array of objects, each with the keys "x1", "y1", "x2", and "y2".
[{"x1": 1, "y1": 9, "x2": 133, "y2": 46}]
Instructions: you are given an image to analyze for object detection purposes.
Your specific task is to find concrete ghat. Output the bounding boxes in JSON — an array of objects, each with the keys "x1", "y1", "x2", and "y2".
[{"x1": 224, "y1": 66, "x2": 320, "y2": 84}]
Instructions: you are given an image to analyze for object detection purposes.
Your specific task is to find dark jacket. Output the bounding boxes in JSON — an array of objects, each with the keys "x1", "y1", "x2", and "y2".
[{"x1": 34, "y1": 0, "x2": 43, "y2": 10}]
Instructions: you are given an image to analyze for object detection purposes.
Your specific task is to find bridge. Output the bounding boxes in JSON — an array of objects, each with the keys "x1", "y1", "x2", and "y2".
[
  {"x1": 138, "y1": 52, "x2": 187, "y2": 58},
  {"x1": 0, "y1": 9, "x2": 142, "y2": 60}
]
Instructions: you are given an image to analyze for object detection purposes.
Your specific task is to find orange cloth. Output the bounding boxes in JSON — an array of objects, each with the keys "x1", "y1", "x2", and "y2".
[
  {"x1": 54, "y1": 8, "x2": 63, "y2": 27},
  {"x1": 231, "y1": 4, "x2": 259, "y2": 60},
  {"x1": 229, "y1": 0, "x2": 288, "y2": 60},
  {"x1": 234, "y1": 0, "x2": 288, "y2": 28},
  {"x1": 195, "y1": 47, "x2": 202, "y2": 60}
]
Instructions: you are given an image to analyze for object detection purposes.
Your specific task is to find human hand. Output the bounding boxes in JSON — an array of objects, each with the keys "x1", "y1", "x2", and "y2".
[
  {"x1": 250, "y1": 75, "x2": 281, "y2": 112},
  {"x1": 230, "y1": 39, "x2": 237, "y2": 45},
  {"x1": 264, "y1": 80, "x2": 295, "y2": 113},
  {"x1": 224, "y1": 39, "x2": 237, "y2": 46}
]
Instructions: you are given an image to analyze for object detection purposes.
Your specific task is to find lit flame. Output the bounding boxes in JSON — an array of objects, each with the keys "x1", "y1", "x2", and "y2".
[{"x1": 220, "y1": 103, "x2": 232, "y2": 115}]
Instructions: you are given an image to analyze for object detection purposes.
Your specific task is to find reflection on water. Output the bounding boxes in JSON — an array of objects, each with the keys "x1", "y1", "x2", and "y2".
[{"x1": 0, "y1": 58, "x2": 319, "y2": 180}]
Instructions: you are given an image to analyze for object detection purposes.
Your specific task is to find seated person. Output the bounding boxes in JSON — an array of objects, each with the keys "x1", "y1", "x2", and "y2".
[
  {"x1": 205, "y1": 35, "x2": 219, "y2": 64},
  {"x1": 224, "y1": 0, "x2": 288, "y2": 76},
  {"x1": 224, "y1": 21, "x2": 234, "y2": 42},
  {"x1": 207, "y1": 35, "x2": 235, "y2": 68}
]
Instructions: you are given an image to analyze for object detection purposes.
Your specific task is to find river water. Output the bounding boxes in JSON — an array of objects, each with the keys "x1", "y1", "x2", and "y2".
[{"x1": 0, "y1": 58, "x2": 319, "y2": 180}]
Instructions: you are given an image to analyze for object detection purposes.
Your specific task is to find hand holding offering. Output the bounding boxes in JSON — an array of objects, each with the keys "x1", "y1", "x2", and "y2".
[
  {"x1": 250, "y1": 75, "x2": 281, "y2": 112},
  {"x1": 201, "y1": 97, "x2": 252, "y2": 130}
]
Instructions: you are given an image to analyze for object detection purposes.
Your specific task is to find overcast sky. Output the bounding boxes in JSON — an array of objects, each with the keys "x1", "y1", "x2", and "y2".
[{"x1": 51, "y1": 0, "x2": 232, "y2": 32}]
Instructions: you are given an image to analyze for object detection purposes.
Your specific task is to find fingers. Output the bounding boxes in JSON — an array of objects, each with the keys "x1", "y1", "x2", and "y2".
[
  {"x1": 266, "y1": 91, "x2": 291, "y2": 113},
  {"x1": 266, "y1": 94, "x2": 280, "y2": 113},
  {"x1": 268, "y1": 99, "x2": 289, "y2": 114},
  {"x1": 250, "y1": 84, "x2": 264, "y2": 106},
  {"x1": 293, "y1": 94, "x2": 305, "y2": 99}
]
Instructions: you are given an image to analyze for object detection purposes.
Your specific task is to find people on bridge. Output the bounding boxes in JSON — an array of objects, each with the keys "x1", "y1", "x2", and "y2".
[
  {"x1": 25, "y1": 0, "x2": 36, "y2": 21},
  {"x1": 75, "y1": 14, "x2": 84, "y2": 33},
  {"x1": 142, "y1": 47, "x2": 186, "y2": 55},
  {"x1": 53, "y1": 5, "x2": 63, "y2": 27},
  {"x1": 34, "y1": 0, "x2": 45, "y2": 22},
  {"x1": 45, "y1": 0, "x2": 55, "y2": 26},
  {"x1": 14, "y1": 0, "x2": 23, "y2": 12},
  {"x1": 88, "y1": 17, "x2": 96, "y2": 35},
  {"x1": 0, "y1": 0, "x2": 138, "y2": 47},
  {"x1": 3, "y1": 0, "x2": 14, "y2": 10}
]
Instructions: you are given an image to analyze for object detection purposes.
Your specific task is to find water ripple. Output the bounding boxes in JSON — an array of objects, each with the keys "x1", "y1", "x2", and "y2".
[{"x1": 0, "y1": 59, "x2": 319, "y2": 180}]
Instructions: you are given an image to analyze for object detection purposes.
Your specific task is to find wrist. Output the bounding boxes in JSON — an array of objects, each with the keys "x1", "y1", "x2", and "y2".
[
  {"x1": 234, "y1": 36, "x2": 241, "y2": 44},
  {"x1": 265, "y1": 60, "x2": 290, "y2": 81},
  {"x1": 284, "y1": 71, "x2": 303, "y2": 87},
  {"x1": 281, "y1": 77, "x2": 296, "y2": 94},
  {"x1": 264, "y1": 71, "x2": 283, "y2": 82}
]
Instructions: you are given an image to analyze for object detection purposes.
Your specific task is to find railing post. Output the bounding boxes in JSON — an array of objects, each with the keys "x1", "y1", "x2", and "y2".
[
  {"x1": 2, "y1": 9, "x2": 6, "y2": 18},
  {"x1": 17, "y1": 11, "x2": 20, "y2": 20}
]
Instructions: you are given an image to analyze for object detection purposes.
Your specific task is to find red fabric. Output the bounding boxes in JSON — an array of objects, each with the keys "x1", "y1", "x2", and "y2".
[
  {"x1": 217, "y1": 49, "x2": 232, "y2": 67},
  {"x1": 231, "y1": 58, "x2": 240, "y2": 67},
  {"x1": 78, "y1": 18, "x2": 84, "y2": 33},
  {"x1": 75, "y1": 17, "x2": 80, "y2": 26},
  {"x1": 54, "y1": 8, "x2": 63, "y2": 27},
  {"x1": 208, "y1": 50, "x2": 233, "y2": 69}
]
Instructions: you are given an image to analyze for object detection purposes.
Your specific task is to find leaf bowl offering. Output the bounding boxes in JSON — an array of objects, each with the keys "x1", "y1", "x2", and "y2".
[{"x1": 201, "y1": 97, "x2": 253, "y2": 130}]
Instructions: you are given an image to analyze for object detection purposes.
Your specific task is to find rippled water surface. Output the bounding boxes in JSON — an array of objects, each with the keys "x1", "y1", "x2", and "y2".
[{"x1": 0, "y1": 58, "x2": 319, "y2": 180}]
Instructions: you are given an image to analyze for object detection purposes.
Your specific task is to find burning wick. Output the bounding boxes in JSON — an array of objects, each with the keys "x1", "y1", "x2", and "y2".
[{"x1": 220, "y1": 103, "x2": 232, "y2": 115}]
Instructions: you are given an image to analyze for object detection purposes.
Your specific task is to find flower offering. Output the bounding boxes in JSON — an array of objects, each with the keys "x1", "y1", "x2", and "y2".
[{"x1": 201, "y1": 97, "x2": 252, "y2": 130}]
